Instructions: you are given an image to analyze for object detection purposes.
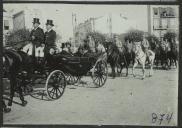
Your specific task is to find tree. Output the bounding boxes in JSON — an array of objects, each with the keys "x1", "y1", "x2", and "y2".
[
  {"x1": 163, "y1": 31, "x2": 177, "y2": 42},
  {"x1": 86, "y1": 31, "x2": 106, "y2": 44},
  {"x1": 124, "y1": 29, "x2": 144, "y2": 42},
  {"x1": 6, "y1": 28, "x2": 31, "y2": 49},
  {"x1": 146, "y1": 34, "x2": 160, "y2": 50}
]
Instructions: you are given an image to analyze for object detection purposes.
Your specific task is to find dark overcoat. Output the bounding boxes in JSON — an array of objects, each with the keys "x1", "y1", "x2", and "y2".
[
  {"x1": 30, "y1": 27, "x2": 44, "y2": 47},
  {"x1": 44, "y1": 29, "x2": 56, "y2": 54}
]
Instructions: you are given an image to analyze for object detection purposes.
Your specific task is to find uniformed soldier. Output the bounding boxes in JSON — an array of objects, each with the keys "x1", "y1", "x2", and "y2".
[
  {"x1": 141, "y1": 35, "x2": 150, "y2": 62},
  {"x1": 113, "y1": 35, "x2": 123, "y2": 53},
  {"x1": 44, "y1": 20, "x2": 56, "y2": 63},
  {"x1": 141, "y1": 36, "x2": 150, "y2": 53}
]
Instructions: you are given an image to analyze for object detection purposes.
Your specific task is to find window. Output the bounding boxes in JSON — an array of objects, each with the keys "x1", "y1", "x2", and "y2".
[
  {"x1": 153, "y1": 19, "x2": 160, "y2": 29},
  {"x1": 153, "y1": 8, "x2": 158, "y2": 16},
  {"x1": 4, "y1": 20, "x2": 9, "y2": 30},
  {"x1": 161, "y1": 19, "x2": 167, "y2": 29}
]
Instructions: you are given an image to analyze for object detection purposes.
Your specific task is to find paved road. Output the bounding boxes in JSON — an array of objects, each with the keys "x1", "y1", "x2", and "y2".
[{"x1": 3, "y1": 67, "x2": 178, "y2": 126}]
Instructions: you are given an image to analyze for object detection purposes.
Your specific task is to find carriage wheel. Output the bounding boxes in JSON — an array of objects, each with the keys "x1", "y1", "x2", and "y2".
[
  {"x1": 65, "y1": 73, "x2": 78, "y2": 85},
  {"x1": 45, "y1": 70, "x2": 66, "y2": 100},
  {"x1": 92, "y1": 60, "x2": 108, "y2": 87}
]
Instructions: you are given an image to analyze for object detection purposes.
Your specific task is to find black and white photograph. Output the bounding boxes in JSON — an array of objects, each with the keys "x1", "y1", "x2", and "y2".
[{"x1": 2, "y1": 2, "x2": 180, "y2": 126}]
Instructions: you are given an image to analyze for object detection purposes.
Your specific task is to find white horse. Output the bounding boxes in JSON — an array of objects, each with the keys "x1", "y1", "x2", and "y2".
[{"x1": 132, "y1": 42, "x2": 155, "y2": 79}]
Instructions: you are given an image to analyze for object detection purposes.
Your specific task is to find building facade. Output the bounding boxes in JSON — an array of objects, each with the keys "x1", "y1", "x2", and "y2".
[
  {"x1": 74, "y1": 18, "x2": 94, "y2": 46},
  {"x1": 3, "y1": 9, "x2": 13, "y2": 35},
  {"x1": 3, "y1": 9, "x2": 14, "y2": 45},
  {"x1": 147, "y1": 5, "x2": 179, "y2": 40},
  {"x1": 13, "y1": 8, "x2": 43, "y2": 31}
]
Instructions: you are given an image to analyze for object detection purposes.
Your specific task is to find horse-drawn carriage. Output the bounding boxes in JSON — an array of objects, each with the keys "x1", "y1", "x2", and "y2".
[{"x1": 3, "y1": 46, "x2": 108, "y2": 102}]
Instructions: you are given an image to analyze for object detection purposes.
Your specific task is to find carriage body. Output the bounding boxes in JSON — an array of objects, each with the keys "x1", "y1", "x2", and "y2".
[
  {"x1": 48, "y1": 54, "x2": 97, "y2": 76},
  {"x1": 46, "y1": 52, "x2": 108, "y2": 86}
]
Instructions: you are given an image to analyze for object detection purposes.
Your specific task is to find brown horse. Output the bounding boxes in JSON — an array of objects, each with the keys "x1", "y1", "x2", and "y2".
[{"x1": 106, "y1": 42, "x2": 130, "y2": 78}]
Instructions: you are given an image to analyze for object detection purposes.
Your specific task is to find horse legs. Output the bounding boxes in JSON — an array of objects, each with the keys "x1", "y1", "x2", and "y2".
[
  {"x1": 149, "y1": 61, "x2": 154, "y2": 77},
  {"x1": 8, "y1": 74, "x2": 15, "y2": 106},
  {"x1": 126, "y1": 66, "x2": 128, "y2": 77},
  {"x1": 110, "y1": 63, "x2": 116, "y2": 78},
  {"x1": 18, "y1": 83, "x2": 27, "y2": 106},
  {"x1": 132, "y1": 61, "x2": 138, "y2": 77},
  {"x1": 8, "y1": 73, "x2": 27, "y2": 107},
  {"x1": 3, "y1": 100, "x2": 11, "y2": 113},
  {"x1": 141, "y1": 63, "x2": 145, "y2": 80}
]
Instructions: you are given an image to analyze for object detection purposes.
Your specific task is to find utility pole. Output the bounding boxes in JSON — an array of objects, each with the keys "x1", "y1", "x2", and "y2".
[
  {"x1": 108, "y1": 13, "x2": 112, "y2": 38},
  {"x1": 91, "y1": 16, "x2": 103, "y2": 32},
  {"x1": 72, "y1": 13, "x2": 77, "y2": 46}
]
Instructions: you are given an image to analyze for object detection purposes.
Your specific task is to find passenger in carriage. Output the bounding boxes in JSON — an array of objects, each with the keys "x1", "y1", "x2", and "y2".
[
  {"x1": 61, "y1": 42, "x2": 73, "y2": 56},
  {"x1": 66, "y1": 42, "x2": 72, "y2": 54},
  {"x1": 62, "y1": 43, "x2": 68, "y2": 52},
  {"x1": 74, "y1": 44, "x2": 84, "y2": 57}
]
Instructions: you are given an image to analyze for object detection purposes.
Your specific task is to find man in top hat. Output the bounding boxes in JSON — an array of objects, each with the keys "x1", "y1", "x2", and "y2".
[
  {"x1": 30, "y1": 18, "x2": 44, "y2": 68},
  {"x1": 44, "y1": 20, "x2": 56, "y2": 62}
]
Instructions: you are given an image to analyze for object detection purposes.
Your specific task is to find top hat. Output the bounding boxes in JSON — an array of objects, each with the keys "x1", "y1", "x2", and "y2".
[
  {"x1": 46, "y1": 19, "x2": 54, "y2": 26},
  {"x1": 32, "y1": 18, "x2": 40, "y2": 24}
]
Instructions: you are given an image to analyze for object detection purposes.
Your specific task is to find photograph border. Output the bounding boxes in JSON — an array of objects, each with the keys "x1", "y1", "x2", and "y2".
[{"x1": 1, "y1": 0, "x2": 181, "y2": 127}]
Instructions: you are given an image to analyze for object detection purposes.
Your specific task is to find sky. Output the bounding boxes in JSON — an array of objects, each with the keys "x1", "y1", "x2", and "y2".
[{"x1": 3, "y1": 4, "x2": 175, "y2": 41}]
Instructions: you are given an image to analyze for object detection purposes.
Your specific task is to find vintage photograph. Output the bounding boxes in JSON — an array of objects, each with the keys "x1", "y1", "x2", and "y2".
[{"x1": 2, "y1": 3, "x2": 179, "y2": 126}]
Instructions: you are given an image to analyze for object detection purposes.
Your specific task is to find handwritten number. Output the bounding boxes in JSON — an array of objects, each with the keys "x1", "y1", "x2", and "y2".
[
  {"x1": 166, "y1": 112, "x2": 173, "y2": 124},
  {"x1": 159, "y1": 114, "x2": 165, "y2": 125},
  {"x1": 152, "y1": 112, "x2": 173, "y2": 125},
  {"x1": 152, "y1": 113, "x2": 157, "y2": 123}
]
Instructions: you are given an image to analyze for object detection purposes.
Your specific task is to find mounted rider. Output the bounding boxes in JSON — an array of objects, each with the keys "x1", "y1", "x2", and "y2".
[
  {"x1": 141, "y1": 35, "x2": 150, "y2": 62},
  {"x1": 113, "y1": 34, "x2": 128, "y2": 66},
  {"x1": 113, "y1": 35, "x2": 123, "y2": 53},
  {"x1": 161, "y1": 38, "x2": 170, "y2": 52}
]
